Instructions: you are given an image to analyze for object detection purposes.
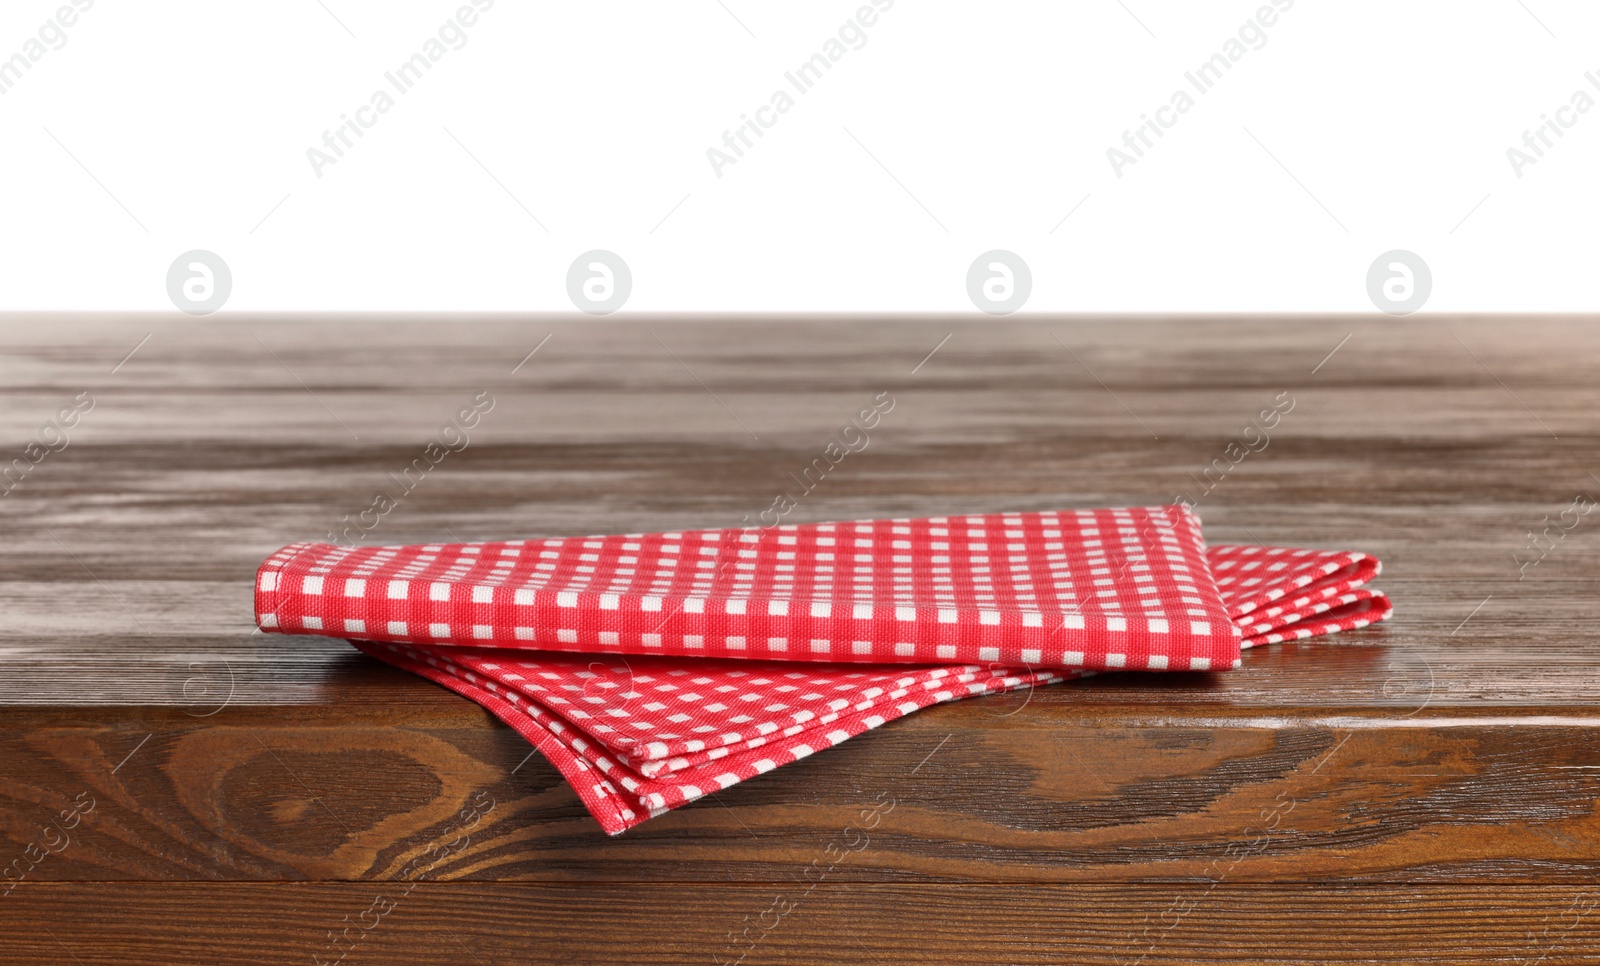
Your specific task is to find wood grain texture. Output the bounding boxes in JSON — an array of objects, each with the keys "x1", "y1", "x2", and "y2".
[
  {"x1": 3, "y1": 316, "x2": 1599, "y2": 959},
  {"x1": 6, "y1": 705, "x2": 1600, "y2": 885},
  {"x1": 5, "y1": 883, "x2": 1600, "y2": 965}
]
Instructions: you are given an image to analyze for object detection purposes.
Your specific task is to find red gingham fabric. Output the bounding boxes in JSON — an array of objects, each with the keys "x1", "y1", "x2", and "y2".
[
  {"x1": 1209, "y1": 544, "x2": 1391, "y2": 647},
  {"x1": 255, "y1": 508, "x2": 1391, "y2": 834},
  {"x1": 256, "y1": 506, "x2": 1242, "y2": 674}
]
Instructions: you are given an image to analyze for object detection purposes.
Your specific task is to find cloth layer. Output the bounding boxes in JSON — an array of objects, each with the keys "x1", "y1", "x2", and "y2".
[{"x1": 256, "y1": 506, "x2": 1242, "y2": 674}]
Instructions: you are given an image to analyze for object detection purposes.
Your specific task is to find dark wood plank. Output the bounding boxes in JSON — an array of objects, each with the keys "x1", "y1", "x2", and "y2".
[
  {"x1": 6, "y1": 701, "x2": 1600, "y2": 883},
  {"x1": 5, "y1": 882, "x2": 1600, "y2": 965}
]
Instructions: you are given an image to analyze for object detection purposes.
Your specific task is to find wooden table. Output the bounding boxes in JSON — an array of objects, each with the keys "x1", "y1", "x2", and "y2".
[{"x1": 3, "y1": 316, "x2": 1598, "y2": 964}]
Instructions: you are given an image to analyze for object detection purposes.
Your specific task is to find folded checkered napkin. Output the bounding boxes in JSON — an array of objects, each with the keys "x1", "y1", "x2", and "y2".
[
  {"x1": 257, "y1": 506, "x2": 1242, "y2": 673},
  {"x1": 1212, "y1": 543, "x2": 1390, "y2": 646},
  {"x1": 256, "y1": 508, "x2": 1391, "y2": 833}
]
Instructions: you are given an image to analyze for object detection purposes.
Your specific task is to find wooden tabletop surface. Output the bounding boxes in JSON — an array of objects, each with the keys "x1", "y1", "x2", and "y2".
[{"x1": 3, "y1": 315, "x2": 1599, "y2": 964}]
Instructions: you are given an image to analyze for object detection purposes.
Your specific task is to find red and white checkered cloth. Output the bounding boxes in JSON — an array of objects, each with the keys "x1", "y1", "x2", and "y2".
[{"x1": 256, "y1": 507, "x2": 1391, "y2": 834}]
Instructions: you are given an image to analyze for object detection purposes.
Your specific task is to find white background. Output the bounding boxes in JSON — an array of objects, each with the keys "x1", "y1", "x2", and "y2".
[{"x1": 0, "y1": 0, "x2": 1596, "y2": 314}]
